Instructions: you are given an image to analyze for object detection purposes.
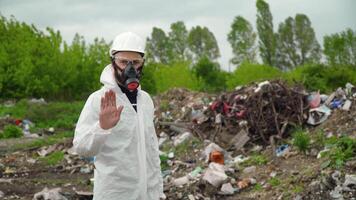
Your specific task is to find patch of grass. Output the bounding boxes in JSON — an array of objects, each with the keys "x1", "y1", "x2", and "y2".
[
  {"x1": 320, "y1": 135, "x2": 356, "y2": 169},
  {"x1": 0, "y1": 124, "x2": 23, "y2": 139},
  {"x1": 226, "y1": 63, "x2": 283, "y2": 89},
  {"x1": 240, "y1": 153, "x2": 268, "y2": 167},
  {"x1": 313, "y1": 130, "x2": 326, "y2": 148},
  {"x1": 0, "y1": 100, "x2": 84, "y2": 130},
  {"x1": 253, "y1": 183, "x2": 263, "y2": 191},
  {"x1": 268, "y1": 177, "x2": 281, "y2": 187},
  {"x1": 40, "y1": 151, "x2": 64, "y2": 166},
  {"x1": 159, "y1": 154, "x2": 169, "y2": 171},
  {"x1": 174, "y1": 137, "x2": 203, "y2": 157},
  {"x1": 292, "y1": 129, "x2": 311, "y2": 153},
  {"x1": 159, "y1": 100, "x2": 169, "y2": 112},
  {"x1": 12, "y1": 131, "x2": 73, "y2": 151},
  {"x1": 292, "y1": 185, "x2": 303, "y2": 193}
]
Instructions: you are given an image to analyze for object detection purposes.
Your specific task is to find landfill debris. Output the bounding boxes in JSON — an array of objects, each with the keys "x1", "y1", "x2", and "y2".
[
  {"x1": 79, "y1": 166, "x2": 92, "y2": 174},
  {"x1": 173, "y1": 132, "x2": 192, "y2": 146},
  {"x1": 28, "y1": 98, "x2": 47, "y2": 104},
  {"x1": 33, "y1": 187, "x2": 67, "y2": 200},
  {"x1": 189, "y1": 167, "x2": 203, "y2": 178},
  {"x1": 173, "y1": 175, "x2": 190, "y2": 187},
  {"x1": 276, "y1": 144, "x2": 290, "y2": 157},
  {"x1": 341, "y1": 100, "x2": 352, "y2": 111},
  {"x1": 237, "y1": 178, "x2": 256, "y2": 190},
  {"x1": 307, "y1": 105, "x2": 331, "y2": 125},
  {"x1": 203, "y1": 142, "x2": 227, "y2": 163},
  {"x1": 330, "y1": 99, "x2": 343, "y2": 109},
  {"x1": 202, "y1": 163, "x2": 228, "y2": 187},
  {"x1": 168, "y1": 152, "x2": 175, "y2": 159},
  {"x1": 22, "y1": 119, "x2": 33, "y2": 135},
  {"x1": 242, "y1": 166, "x2": 256, "y2": 174},
  {"x1": 0, "y1": 178, "x2": 13, "y2": 184},
  {"x1": 37, "y1": 144, "x2": 60, "y2": 157},
  {"x1": 308, "y1": 91, "x2": 321, "y2": 108},
  {"x1": 158, "y1": 132, "x2": 169, "y2": 147},
  {"x1": 209, "y1": 150, "x2": 224, "y2": 165},
  {"x1": 342, "y1": 174, "x2": 356, "y2": 191},
  {"x1": 228, "y1": 129, "x2": 250, "y2": 151},
  {"x1": 231, "y1": 155, "x2": 249, "y2": 165},
  {"x1": 74, "y1": 191, "x2": 93, "y2": 200},
  {"x1": 187, "y1": 194, "x2": 195, "y2": 200},
  {"x1": 219, "y1": 183, "x2": 235, "y2": 195}
]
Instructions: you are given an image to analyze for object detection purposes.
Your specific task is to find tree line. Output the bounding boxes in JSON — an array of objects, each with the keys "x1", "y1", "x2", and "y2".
[{"x1": 0, "y1": 0, "x2": 355, "y2": 100}]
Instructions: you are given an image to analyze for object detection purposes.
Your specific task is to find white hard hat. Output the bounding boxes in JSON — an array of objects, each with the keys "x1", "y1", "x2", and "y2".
[{"x1": 109, "y1": 32, "x2": 145, "y2": 57}]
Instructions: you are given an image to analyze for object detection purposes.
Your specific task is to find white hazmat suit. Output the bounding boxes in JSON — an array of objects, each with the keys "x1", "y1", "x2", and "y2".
[{"x1": 73, "y1": 64, "x2": 163, "y2": 200}]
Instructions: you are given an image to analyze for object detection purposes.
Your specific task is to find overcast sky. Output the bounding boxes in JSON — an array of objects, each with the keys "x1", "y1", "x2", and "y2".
[{"x1": 1, "y1": 0, "x2": 355, "y2": 71}]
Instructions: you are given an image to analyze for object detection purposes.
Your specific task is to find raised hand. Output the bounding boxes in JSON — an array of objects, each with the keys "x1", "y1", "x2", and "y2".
[{"x1": 99, "y1": 90, "x2": 124, "y2": 130}]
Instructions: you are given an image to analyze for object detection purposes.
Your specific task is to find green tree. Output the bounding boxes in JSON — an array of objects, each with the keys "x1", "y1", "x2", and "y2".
[
  {"x1": 140, "y1": 63, "x2": 157, "y2": 94},
  {"x1": 192, "y1": 56, "x2": 226, "y2": 92},
  {"x1": 276, "y1": 14, "x2": 321, "y2": 69},
  {"x1": 228, "y1": 16, "x2": 257, "y2": 66},
  {"x1": 256, "y1": 0, "x2": 276, "y2": 66},
  {"x1": 188, "y1": 26, "x2": 220, "y2": 61},
  {"x1": 145, "y1": 27, "x2": 172, "y2": 64},
  {"x1": 294, "y1": 14, "x2": 321, "y2": 65},
  {"x1": 324, "y1": 28, "x2": 356, "y2": 66},
  {"x1": 168, "y1": 21, "x2": 190, "y2": 61}
]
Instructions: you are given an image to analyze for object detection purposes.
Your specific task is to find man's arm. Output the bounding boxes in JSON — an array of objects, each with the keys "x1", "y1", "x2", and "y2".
[{"x1": 73, "y1": 90, "x2": 123, "y2": 157}]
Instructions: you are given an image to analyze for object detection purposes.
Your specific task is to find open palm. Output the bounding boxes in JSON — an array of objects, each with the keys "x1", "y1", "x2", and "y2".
[{"x1": 99, "y1": 90, "x2": 124, "y2": 130}]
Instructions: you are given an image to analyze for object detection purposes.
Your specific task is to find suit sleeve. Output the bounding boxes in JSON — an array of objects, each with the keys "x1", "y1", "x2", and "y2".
[{"x1": 73, "y1": 92, "x2": 113, "y2": 157}]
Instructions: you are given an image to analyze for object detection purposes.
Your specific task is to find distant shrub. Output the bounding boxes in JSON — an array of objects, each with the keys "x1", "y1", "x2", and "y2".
[
  {"x1": 227, "y1": 62, "x2": 283, "y2": 89},
  {"x1": 1, "y1": 125, "x2": 23, "y2": 139},
  {"x1": 292, "y1": 129, "x2": 311, "y2": 153}
]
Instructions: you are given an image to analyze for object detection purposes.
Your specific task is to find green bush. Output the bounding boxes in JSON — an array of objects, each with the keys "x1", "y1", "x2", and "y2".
[
  {"x1": 40, "y1": 151, "x2": 64, "y2": 166},
  {"x1": 193, "y1": 57, "x2": 227, "y2": 92},
  {"x1": 292, "y1": 129, "x2": 311, "y2": 153},
  {"x1": 285, "y1": 64, "x2": 356, "y2": 93},
  {"x1": 227, "y1": 62, "x2": 283, "y2": 89},
  {"x1": 153, "y1": 62, "x2": 201, "y2": 93},
  {"x1": 322, "y1": 136, "x2": 356, "y2": 168},
  {"x1": 1, "y1": 125, "x2": 23, "y2": 139}
]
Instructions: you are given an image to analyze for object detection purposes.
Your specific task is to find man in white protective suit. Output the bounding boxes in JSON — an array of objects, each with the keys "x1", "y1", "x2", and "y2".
[{"x1": 73, "y1": 32, "x2": 164, "y2": 200}]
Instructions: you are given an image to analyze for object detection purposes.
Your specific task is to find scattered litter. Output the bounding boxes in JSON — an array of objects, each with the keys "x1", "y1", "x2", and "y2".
[
  {"x1": 330, "y1": 99, "x2": 343, "y2": 109},
  {"x1": 79, "y1": 166, "x2": 92, "y2": 174},
  {"x1": 307, "y1": 105, "x2": 331, "y2": 125},
  {"x1": 341, "y1": 100, "x2": 352, "y2": 111},
  {"x1": 276, "y1": 144, "x2": 290, "y2": 157},
  {"x1": 242, "y1": 166, "x2": 256, "y2": 174},
  {"x1": 202, "y1": 163, "x2": 228, "y2": 187},
  {"x1": 308, "y1": 91, "x2": 321, "y2": 108},
  {"x1": 237, "y1": 178, "x2": 256, "y2": 189},
  {"x1": 189, "y1": 167, "x2": 203, "y2": 178},
  {"x1": 173, "y1": 132, "x2": 192, "y2": 146},
  {"x1": 173, "y1": 176, "x2": 190, "y2": 187},
  {"x1": 219, "y1": 183, "x2": 235, "y2": 195},
  {"x1": 33, "y1": 187, "x2": 67, "y2": 200},
  {"x1": 74, "y1": 191, "x2": 93, "y2": 199},
  {"x1": 203, "y1": 143, "x2": 227, "y2": 163},
  {"x1": 29, "y1": 98, "x2": 47, "y2": 104},
  {"x1": 209, "y1": 150, "x2": 224, "y2": 165},
  {"x1": 342, "y1": 174, "x2": 356, "y2": 191},
  {"x1": 168, "y1": 152, "x2": 175, "y2": 159}
]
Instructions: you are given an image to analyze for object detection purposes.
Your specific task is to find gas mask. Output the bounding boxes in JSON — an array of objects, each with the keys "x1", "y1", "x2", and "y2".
[{"x1": 113, "y1": 61, "x2": 142, "y2": 91}]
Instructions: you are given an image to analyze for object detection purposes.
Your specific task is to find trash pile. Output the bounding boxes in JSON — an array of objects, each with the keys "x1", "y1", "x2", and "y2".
[
  {"x1": 154, "y1": 81, "x2": 356, "y2": 199},
  {"x1": 160, "y1": 140, "x2": 262, "y2": 199},
  {"x1": 0, "y1": 82, "x2": 355, "y2": 199},
  {"x1": 156, "y1": 81, "x2": 356, "y2": 149}
]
